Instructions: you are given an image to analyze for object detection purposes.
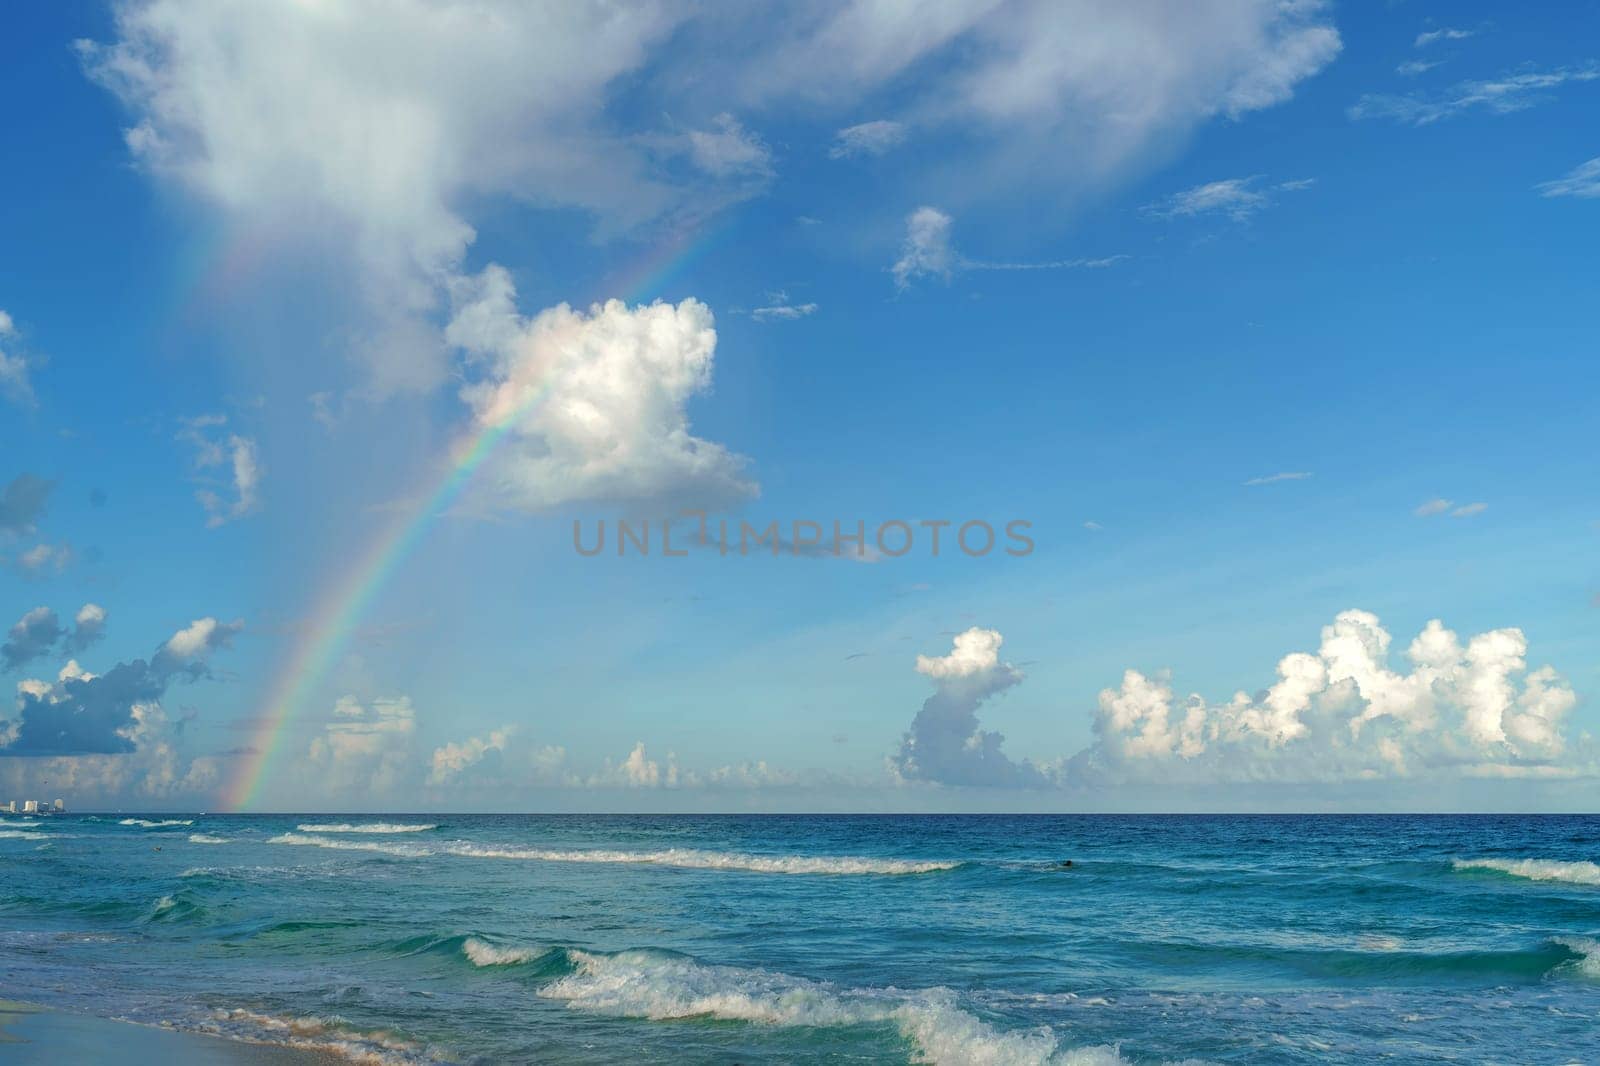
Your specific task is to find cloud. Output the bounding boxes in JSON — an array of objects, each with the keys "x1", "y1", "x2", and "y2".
[
  {"x1": 1414, "y1": 498, "x2": 1453, "y2": 517},
  {"x1": 1415, "y1": 28, "x2": 1475, "y2": 48},
  {"x1": 685, "y1": 113, "x2": 774, "y2": 179},
  {"x1": 1350, "y1": 65, "x2": 1600, "y2": 125},
  {"x1": 2, "y1": 615, "x2": 239, "y2": 756},
  {"x1": 1074, "y1": 610, "x2": 1579, "y2": 783},
  {"x1": 829, "y1": 119, "x2": 907, "y2": 159},
  {"x1": 3, "y1": 608, "x2": 65, "y2": 673},
  {"x1": 892, "y1": 206, "x2": 1125, "y2": 289},
  {"x1": 446, "y1": 265, "x2": 756, "y2": 512},
  {"x1": 749, "y1": 292, "x2": 819, "y2": 321},
  {"x1": 68, "y1": 604, "x2": 108, "y2": 654},
  {"x1": 180, "y1": 416, "x2": 262, "y2": 527},
  {"x1": 429, "y1": 725, "x2": 514, "y2": 785},
  {"x1": 1143, "y1": 176, "x2": 1314, "y2": 222},
  {"x1": 1537, "y1": 157, "x2": 1600, "y2": 199},
  {"x1": 307, "y1": 695, "x2": 417, "y2": 793},
  {"x1": 589, "y1": 741, "x2": 683, "y2": 789},
  {"x1": 1245, "y1": 471, "x2": 1312, "y2": 486},
  {"x1": 1450, "y1": 502, "x2": 1487, "y2": 518},
  {"x1": 1397, "y1": 60, "x2": 1442, "y2": 77},
  {"x1": 0, "y1": 309, "x2": 33, "y2": 406},
  {"x1": 1082, "y1": 520, "x2": 1103, "y2": 531},
  {"x1": 0, "y1": 474, "x2": 53, "y2": 536},
  {"x1": 14, "y1": 543, "x2": 73, "y2": 575},
  {"x1": 891, "y1": 627, "x2": 1046, "y2": 787}
]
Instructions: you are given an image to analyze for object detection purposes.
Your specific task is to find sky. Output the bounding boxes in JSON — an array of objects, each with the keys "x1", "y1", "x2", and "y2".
[{"x1": 1, "y1": 0, "x2": 1597, "y2": 813}]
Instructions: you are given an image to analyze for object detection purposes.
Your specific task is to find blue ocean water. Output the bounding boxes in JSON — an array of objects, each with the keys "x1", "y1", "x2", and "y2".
[{"x1": 1, "y1": 814, "x2": 1597, "y2": 1063}]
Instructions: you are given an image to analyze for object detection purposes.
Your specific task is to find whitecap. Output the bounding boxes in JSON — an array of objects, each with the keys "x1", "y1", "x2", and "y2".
[
  {"x1": 202, "y1": 1007, "x2": 432, "y2": 1065},
  {"x1": 189, "y1": 833, "x2": 231, "y2": 844},
  {"x1": 463, "y1": 936, "x2": 540, "y2": 966},
  {"x1": 1553, "y1": 936, "x2": 1600, "y2": 978},
  {"x1": 443, "y1": 843, "x2": 958, "y2": 876},
  {"x1": 539, "y1": 949, "x2": 1126, "y2": 1065},
  {"x1": 118, "y1": 817, "x2": 195, "y2": 827},
  {"x1": 1454, "y1": 858, "x2": 1600, "y2": 886},
  {"x1": 0, "y1": 829, "x2": 42, "y2": 839},
  {"x1": 268, "y1": 832, "x2": 431, "y2": 858},
  {"x1": 296, "y1": 822, "x2": 437, "y2": 834}
]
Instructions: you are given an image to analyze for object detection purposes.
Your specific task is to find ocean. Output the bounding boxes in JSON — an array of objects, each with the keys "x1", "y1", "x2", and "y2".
[{"x1": 1, "y1": 813, "x2": 1596, "y2": 1063}]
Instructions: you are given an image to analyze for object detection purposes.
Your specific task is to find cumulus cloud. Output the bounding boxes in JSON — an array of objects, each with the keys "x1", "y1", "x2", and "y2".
[
  {"x1": 892, "y1": 206, "x2": 1124, "y2": 289},
  {"x1": 446, "y1": 265, "x2": 756, "y2": 512},
  {"x1": 3, "y1": 608, "x2": 65, "y2": 674},
  {"x1": 1350, "y1": 65, "x2": 1600, "y2": 125},
  {"x1": 179, "y1": 416, "x2": 262, "y2": 527},
  {"x1": 307, "y1": 695, "x2": 418, "y2": 794},
  {"x1": 0, "y1": 474, "x2": 53, "y2": 536},
  {"x1": 1537, "y1": 157, "x2": 1600, "y2": 200},
  {"x1": 1072, "y1": 610, "x2": 1580, "y2": 784},
  {"x1": 1144, "y1": 176, "x2": 1314, "y2": 222},
  {"x1": 0, "y1": 309, "x2": 33, "y2": 406},
  {"x1": 829, "y1": 119, "x2": 907, "y2": 159},
  {"x1": 67, "y1": 604, "x2": 107, "y2": 654},
  {"x1": 3, "y1": 615, "x2": 240, "y2": 756},
  {"x1": 429, "y1": 725, "x2": 514, "y2": 785},
  {"x1": 891, "y1": 627, "x2": 1046, "y2": 787},
  {"x1": 589, "y1": 741, "x2": 684, "y2": 789}
]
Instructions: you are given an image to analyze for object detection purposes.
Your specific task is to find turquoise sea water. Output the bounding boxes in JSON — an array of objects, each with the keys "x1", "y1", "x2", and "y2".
[{"x1": 1, "y1": 814, "x2": 1597, "y2": 1063}]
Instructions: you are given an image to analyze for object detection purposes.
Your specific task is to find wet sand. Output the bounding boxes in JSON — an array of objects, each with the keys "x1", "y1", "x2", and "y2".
[{"x1": 0, "y1": 1001, "x2": 342, "y2": 1064}]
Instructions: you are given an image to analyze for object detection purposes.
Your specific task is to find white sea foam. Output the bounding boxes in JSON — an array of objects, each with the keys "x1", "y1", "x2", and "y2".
[
  {"x1": 204, "y1": 1007, "x2": 433, "y2": 1065},
  {"x1": 189, "y1": 833, "x2": 230, "y2": 844},
  {"x1": 268, "y1": 832, "x2": 432, "y2": 858},
  {"x1": 1, "y1": 818, "x2": 40, "y2": 826},
  {"x1": 296, "y1": 822, "x2": 437, "y2": 834},
  {"x1": 1554, "y1": 936, "x2": 1600, "y2": 978},
  {"x1": 151, "y1": 895, "x2": 178, "y2": 916},
  {"x1": 463, "y1": 936, "x2": 540, "y2": 966},
  {"x1": 1454, "y1": 858, "x2": 1600, "y2": 886},
  {"x1": 540, "y1": 949, "x2": 1127, "y2": 1065},
  {"x1": 443, "y1": 843, "x2": 959, "y2": 876},
  {"x1": 119, "y1": 817, "x2": 194, "y2": 827},
  {"x1": 0, "y1": 829, "x2": 42, "y2": 839}
]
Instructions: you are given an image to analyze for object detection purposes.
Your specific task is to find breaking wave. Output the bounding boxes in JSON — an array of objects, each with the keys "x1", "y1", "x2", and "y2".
[
  {"x1": 443, "y1": 843, "x2": 960, "y2": 876},
  {"x1": 119, "y1": 818, "x2": 194, "y2": 828},
  {"x1": 463, "y1": 936, "x2": 543, "y2": 967},
  {"x1": 268, "y1": 832, "x2": 432, "y2": 858},
  {"x1": 0, "y1": 829, "x2": 42, "y2": 839},
  {"x1": 538, "y1": 948, "x2": 1125, "y2": 1065},
  {"x1": 296, "y1": 822, "x2": 437, "y2": 834},
  {"x1": 189, "y1": 833, "x2": 230, "y2": 844},
  {"x1": 1454, "y1": 858, "x2": 1600, "y2": 886},
  {"x1": 200, "y1": 1008, "x2": 437, "y2": 1065},
  {"x1": 1553, "y1": 937, "x2": 1600, "y2": 979}
]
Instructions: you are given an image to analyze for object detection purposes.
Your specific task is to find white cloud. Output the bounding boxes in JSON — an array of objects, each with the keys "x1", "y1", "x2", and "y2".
[
  {"x1": 1537, "y1": 157, "x2": 1600, "y2": 199},
  {"x1": 1245, "y1": 471, "x2": 1312, "y2": 486},
  {"x1": 1350, "y1": 66, "x2": 1600, "y2": 125},
  {"x1": 1397, "y1": 60, "x2": 1442, "y2": 77},
  {"x1": 162, "y1": 616, "x2": 240, "y2": 662},
  {"x1": 1144, "y1": 176, "x2": 1313, "y2": 222},
  {"x1": 0, "y1": 309, "x2": 33, "y2": 407},
  {"x1": 589, "y1": 741, "x2": 683, "y2": 789},
  {"x1": 447, "y1": 265, "x2": 756, "y2": 512},
  {"x1": 1414, "y1": 497, "x2": 1453, "y2": 517},
  {"x1": 307, "y1": 695, "x2": 418, "y2": 794},
  {"x1": 429, "y1": 725, "x2": 514, "y2": 785},
  {"x1": 892, "y1": 627, "x2": 1045, "y2": 787},
  {"x1": 179, "y1": 415, "x2": 262, "y2": 527},
  {"x1": 749, "y1": 292, "x2": 819, "y2": 321},
  {"x1": 15, "y1": 543, "x2": 73, "y2": 575},
  {"x1": 685, "y1": 113, "x2": 773, "y2": 179},
  {"x1": 1077, "y1": 610, "x2": 1579, "y2": 782},
  {"x1": 829, "y1": 119, "x2": 907, "y2": 159},
  {"x1": 892, "y1": 206, "x2": 1124, "y2": 289},
  {"x1": 1415, "y1": 28, "x2": 1475, "y2": 48},
  {"x1": 1450, "y1": 502, "x2": 1487, "y2": 518}
]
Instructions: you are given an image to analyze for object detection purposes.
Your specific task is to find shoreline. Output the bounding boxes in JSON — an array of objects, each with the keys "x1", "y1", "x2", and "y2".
[{"x1": 0, "y1": 1001, "x2": 344, "y2": 1065}]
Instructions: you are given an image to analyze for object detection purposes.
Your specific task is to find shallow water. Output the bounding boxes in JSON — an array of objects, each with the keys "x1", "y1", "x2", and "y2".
[{"x1": 2, "y1": 814, "x2": 1597, "y2": 1063}]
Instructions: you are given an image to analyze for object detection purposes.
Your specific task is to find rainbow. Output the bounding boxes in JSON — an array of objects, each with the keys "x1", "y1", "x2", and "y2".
[{"x1": 224, "y1": 219, "x2": 730, "y2": 810}]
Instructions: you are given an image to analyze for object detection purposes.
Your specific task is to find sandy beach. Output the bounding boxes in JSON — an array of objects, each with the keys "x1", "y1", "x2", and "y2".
[{"x1": 0, "y1": 1001, "x2": 341, "y2": 1065}]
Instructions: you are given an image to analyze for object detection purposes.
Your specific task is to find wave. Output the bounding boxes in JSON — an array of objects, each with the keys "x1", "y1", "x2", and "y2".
[
  {"x1": 0, "y1": 829, "x2": 42, "y2": 839},
  {"x1": 296, "y1": 822, "x2": 437, "y2": 834},
  {"x1": 268, "y1": 832, "x2": 432, "y2": 858},
  {"x1": 118, "y1": 817, "x2": 194, "y2": 827},
  {"x1": 188, "y1": 833, "x2": 230, "y2": 844},
  {"x1": 1553, "y1": 937, "x2": 1600, "y2": 979},
  {"x1": 201, "y1": 1008, "x2": 436, "y2": 1065},
  {"x1": 1, "y1": 818, "x2": 40, "y2": 826},
  {"x1": 539, "y1": 948, "x2": 1126, "y2": 1065},
  {"x1": 443, "y1": 843, "x2": 960, "y2": 876},
  {"x1": 1454, "y1": 858, "x2": 1600, "y2": 886},
  {"x1": 463, "y1": 936, "x2": 543, "y2": 967}
]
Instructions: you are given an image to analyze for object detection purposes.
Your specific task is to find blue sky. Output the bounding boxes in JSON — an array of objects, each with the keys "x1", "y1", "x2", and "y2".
[{"x1": 1, "y1": 0, "x2": 1596, "y2": 811}]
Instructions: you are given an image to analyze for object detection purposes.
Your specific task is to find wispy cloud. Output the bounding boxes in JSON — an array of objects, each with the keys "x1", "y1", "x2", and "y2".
[
  {"x1": 0, "y1": 309, "x2": 34, "y2": 407},
  {"x1": 1351, "y1": 65, "x2": 1600, "y2": 125},
  {"x1": 828, "y1": 120, "x2": 906, "y2": 159},
  {"x1": 892, "y1": 207, "x2": 1125, "y2": 289},
  {"x1": 1143, "y1": 176, "x2": 1314, "y2": 222},
  {"x1": 1415, "y1": 498, "x2": 1487, "y2": 518},
  {"x1": 750, "y1": 292, "x2": 819, "y2": 322},
  {"x1": 1397, "y1": 59, "x2": 1442, "y2": 77},
  {"x1": 1245, "y1": 471, "x2": 1312, "y2": 486},
  {"x1": 1415, "y1": 27, "x2": 1476, "y2": 48},
  {"x1": 1082, "y1": 521, "x2": 1103, "y2": 532},
  {"x1": 1537, "y1": 157, "x2": 1600, "y2": 199}
]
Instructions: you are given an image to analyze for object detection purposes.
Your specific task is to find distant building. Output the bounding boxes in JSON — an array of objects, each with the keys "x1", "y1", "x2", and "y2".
[
  {"x1": 23, "y1": 800, "x2": 39, "y2": 813},
  {"x1": 54, "y1": 799, "x2": 64, "y2": 812},
  {"x1": 0, "y1": 801, "x2": 14, "y2": 814}
]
